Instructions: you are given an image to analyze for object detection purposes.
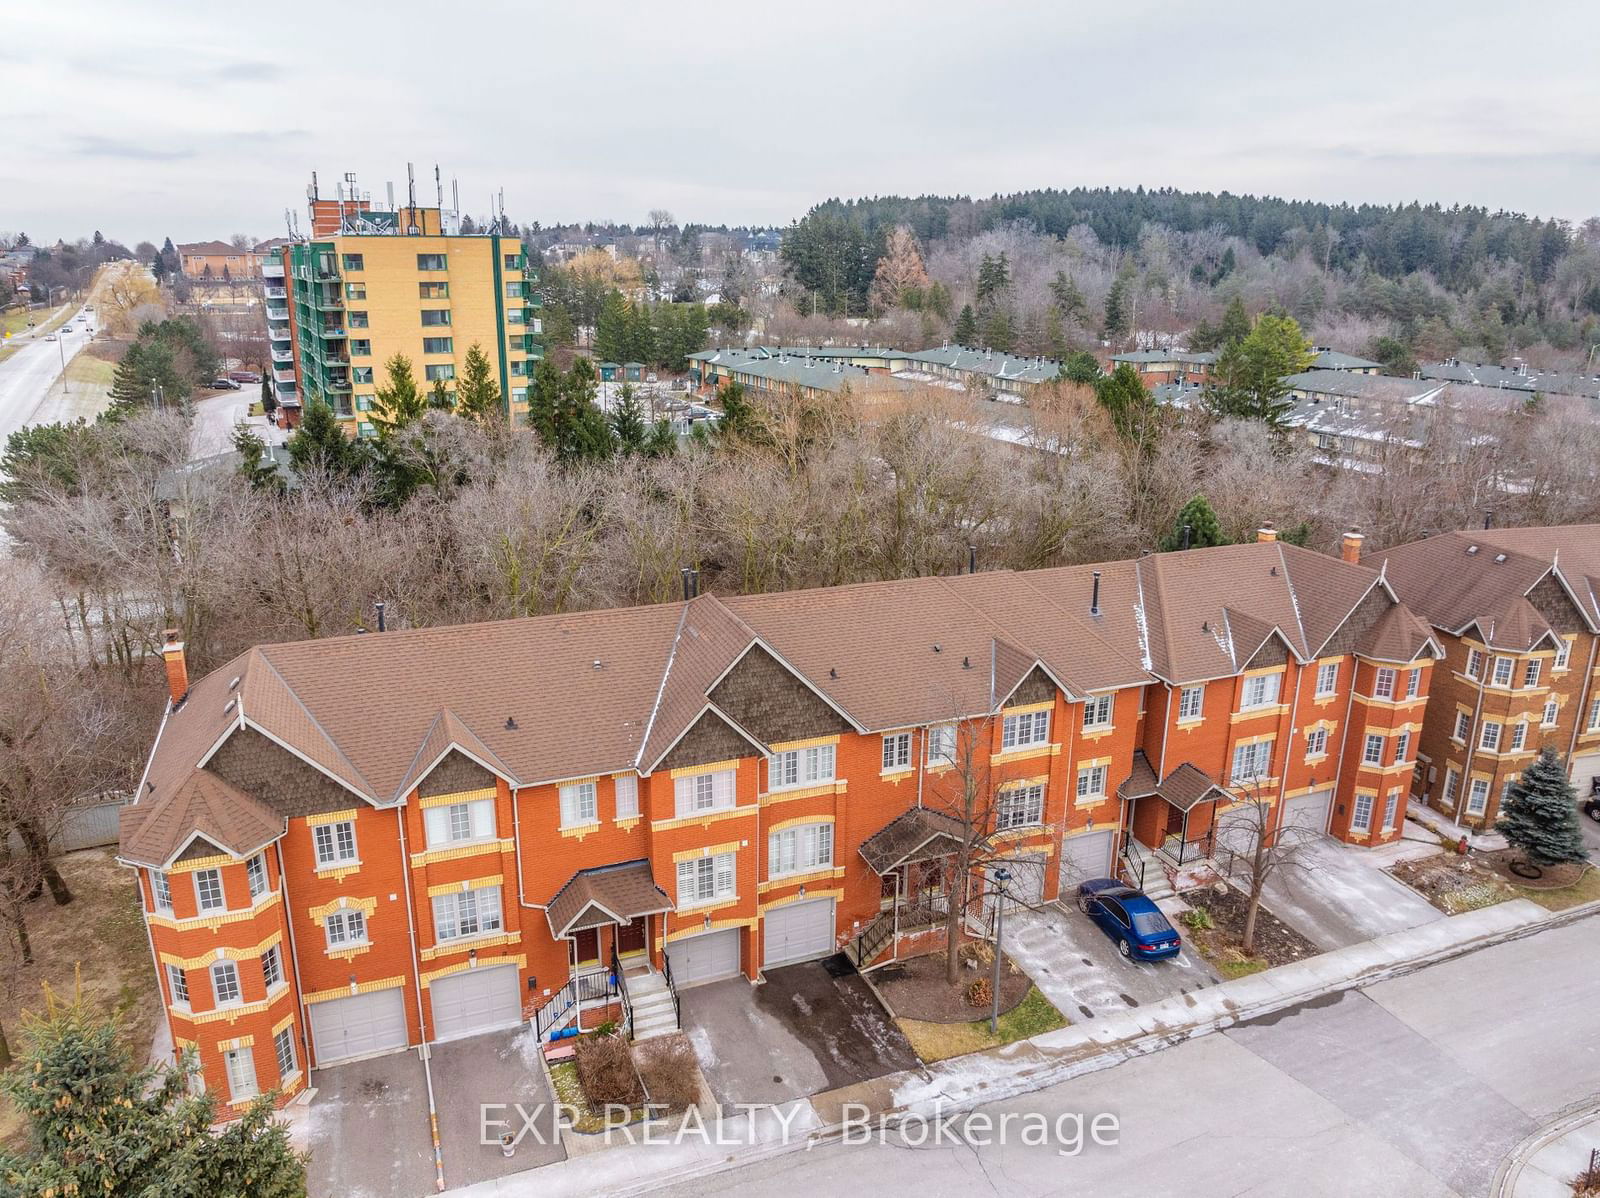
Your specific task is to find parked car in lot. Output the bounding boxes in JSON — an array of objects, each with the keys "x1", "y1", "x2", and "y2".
[
  {"x1": 209, "y1": 377, "x2": 242, "y2": 390},
  {"x1": 1077, "y1": 878, "x2": 1183, "y2": 961},
  {"x1": 229, "y1": 370, "x2": 261, "y2": 384},
  {"x1": 1583, "y1": 787, "x2": 1600, "y2": 824}
]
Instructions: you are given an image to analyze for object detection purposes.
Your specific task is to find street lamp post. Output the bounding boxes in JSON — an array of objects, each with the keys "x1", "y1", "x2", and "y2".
[{"x1": 989, "y1": 866, "x2": 1011, "y2": 1035}]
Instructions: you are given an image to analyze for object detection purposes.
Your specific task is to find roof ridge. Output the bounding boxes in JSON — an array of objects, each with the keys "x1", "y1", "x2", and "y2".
[
  {"x1": 1276, "y1": 542, "x2": 1309, "y2": 654},
  {"x1": 634, "y1": 600, "x2": 692, "y2": 772}
]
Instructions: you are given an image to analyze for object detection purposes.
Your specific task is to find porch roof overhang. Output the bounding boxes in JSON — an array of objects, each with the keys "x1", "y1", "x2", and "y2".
[
  {"x1": 1118, "y1": 751, "x2": 1229, "y2": 813},
  {"x1": 859, "y1": 807, "x2": 969, "y2": 875},
  {"x1": 546, "y1": 860, "x2": 674, "y2": 939}
]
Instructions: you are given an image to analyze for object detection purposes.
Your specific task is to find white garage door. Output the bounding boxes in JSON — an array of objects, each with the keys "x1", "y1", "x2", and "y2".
[
  {"x1": 665, "y1": 928, "x2": 741, "y2": 987},
  {"x1": 763, "y1": 898, "x2": 836, "y2": 969},
  {"x1": 308, "y1": 988, "x2": 408, "y2": 1066},
  {"x1": 430, "y1": 965, "x2": 522, "y2": 1043},
  {"x1": 1570, "y1": 751, "x2": 1600, "y2": 797},
  {"x1": 985, "y1": 854, "x2": 1046, "y2": 918},
  {"x1": 1284, "y1": 789, "x2": 1333, "y2": 836},
  {"x1": 1060, "y1": 829, "x2": 1114, "y2": 886}
]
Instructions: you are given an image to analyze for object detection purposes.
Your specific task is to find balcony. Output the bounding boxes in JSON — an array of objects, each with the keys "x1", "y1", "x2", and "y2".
[
  {"x1": 262, "y1": 285, "x2": 288, "y2": 300},
  {"x1": 312, "y1": 291, "x2": 345, "y2": 311},
  {"x1": 274, "y1": 379, "x2": 297, "y2": 395},
  {"x1": 320, "y1": 325, "x2": 347, "y2": 339},
  {"x1": 526, "y1": 292, "x2": 542, "y2": 308},
  {"x1": 271, "y1": 347, "x2": 293, "y2": 364},
  {"x1": 265, "y1": 307, "x2": 290, "y2": 322},
  {"x1": 268, "y1": 325, "x2": 291, "y2": 343},
  {"x1": 261, "y1": 262, "x2": 285, "y2": 280},
  {"x1": 273, "y1": 367, "x2": 296, "y2": 384}
]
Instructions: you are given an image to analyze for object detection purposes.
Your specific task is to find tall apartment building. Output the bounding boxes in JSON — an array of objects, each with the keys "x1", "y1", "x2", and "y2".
[
  {"x1": 118, "y1": 535, "x2": 1438, "y2": 1109},
  {"x1": 1368, "y1": 525, "x2": 1600, "y2": 828},
  {"x1": 265, "y1": 187, "x2": 543, "y2": 434}
]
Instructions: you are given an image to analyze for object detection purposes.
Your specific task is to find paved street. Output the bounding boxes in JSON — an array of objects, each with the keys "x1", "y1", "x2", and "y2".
[
  {"x1": 657, "y1": 912, "x2": 1600, "y2": 1198},
  {"x1": 0, "y1": 310, "x2": 90, "y2": 448}
]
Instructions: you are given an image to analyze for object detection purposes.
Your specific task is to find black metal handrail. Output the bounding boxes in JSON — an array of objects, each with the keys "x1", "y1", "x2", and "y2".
[
  {"x1": 660, "y1": 949, "x2": 682, "y2": 1031},
  {"x1": 534, "y1": 978, "x2": 577, "y2": 1039},
  {"x1": 609, "y1": 946, "x2": 633, "y2": 1037},
  {"x1": 1120, "y1": 843, "x2": 1146, "y2": 890}
]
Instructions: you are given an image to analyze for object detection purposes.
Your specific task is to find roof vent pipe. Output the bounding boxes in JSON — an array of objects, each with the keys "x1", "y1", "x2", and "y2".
[
  {"x1": 375, "y1": 600, "x2": 386, "y2": 632},
  {"x1": 968, "y1": 544, "x2": 977, "y2": 575},
  {"x1": 1091, "y1": 571, "x2": 1102, "y2": 616}
]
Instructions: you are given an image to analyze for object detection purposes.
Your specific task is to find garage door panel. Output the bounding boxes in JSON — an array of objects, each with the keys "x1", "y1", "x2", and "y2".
[
  {"x1": 763, "y1": 898, "x2": 836, "y2": 969},
  {"x1": 1060, "y1": 830, "x2": 1114, "y2": 886},
  {"x1": 1285, "y1": 789, "x2": 1333, "y2": 836},
  {"x1": 666, "y1": 928, "x2": 741, "y2": 987},
  {"x1": 430, "y1": 965, "x2": 522, "y2": 1043},
  {"x1": 1571, "y1": 752, "x2": 1600, "y2": 795},
  {"x1": 309, "y1": 989, "x2": 408, "y2": 1066}
]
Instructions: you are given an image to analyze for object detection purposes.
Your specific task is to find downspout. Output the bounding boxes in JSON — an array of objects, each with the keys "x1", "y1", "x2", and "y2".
[{"x1": 395, "y1": 806, "x2": 446, "y2": 1193}]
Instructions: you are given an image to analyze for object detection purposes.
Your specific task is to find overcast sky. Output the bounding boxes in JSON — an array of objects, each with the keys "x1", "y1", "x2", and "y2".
[{"x1": 5, "y1": 0, "x2": 1596, "y2": 246}]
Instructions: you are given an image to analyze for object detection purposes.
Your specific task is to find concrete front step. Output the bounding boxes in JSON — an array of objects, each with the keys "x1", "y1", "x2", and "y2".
[{"x1": 632, "y1": 1012, "x2": 680, "y2": 1041}]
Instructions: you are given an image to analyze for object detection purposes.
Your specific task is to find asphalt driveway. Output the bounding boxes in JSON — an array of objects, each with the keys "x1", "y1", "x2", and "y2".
[
  {"x1": 428, "y1": 1026, "x2": 564, "y2": 1189},
  {"x1": 1002, "y1": 901, "x2": 1220, "y2": 1022},
  {"x1": 306, "y1": 1050, "x2": 436, "y2": 1198},
  {"x1": 681, "y1": 957, "x2": 919, "y2": 1106}
]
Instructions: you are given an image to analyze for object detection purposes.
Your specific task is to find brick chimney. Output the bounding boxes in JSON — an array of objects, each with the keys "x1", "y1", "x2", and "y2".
[
  {"x1": 1256, "y1": 523, "x2": 1277, "y2": 543},
  {"x1": 1341, "y1": 527, "x2": 1365, "y2": 564},
  {"x1": 162, "y1": 629, "x2": 189, "y2": 707}
]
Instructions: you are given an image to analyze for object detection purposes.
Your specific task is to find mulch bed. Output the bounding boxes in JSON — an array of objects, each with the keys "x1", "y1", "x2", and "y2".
[
  {"x1": 1481, "y1": 847, "x2": 1589, "y2": 890},
  {"x1": 1389, "y1": 852, "x2": 1513, "y2": 914},
  {"x1": 871, "y1": 947, "x2": 1030, "y2": 1023},
  {"x1": 1179, "y1": 883, "x2": 1320, "y2": 968}
]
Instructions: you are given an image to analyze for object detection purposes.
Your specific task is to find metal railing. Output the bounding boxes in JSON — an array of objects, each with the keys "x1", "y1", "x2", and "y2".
[
  {"x1": 849, "y1": 912, "x2": 894, "y2": 969},
  {"x1": 533, "y1": 979, "x2": 577, "y2": 1039},
  {"x1": 660, "y1": 948, "x2": 682, "y2": 1031},
  {"x1": 1119, "y1": 843, "x2": 1146, "y2": 890},
  {"x1": 609, "y1": 947, "x2": 633, "y2": 1038}
]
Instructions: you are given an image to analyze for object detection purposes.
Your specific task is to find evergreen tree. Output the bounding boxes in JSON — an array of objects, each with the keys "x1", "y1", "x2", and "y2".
[
  {"x1": 454, "y1": 343, "x2": 502, "y2": 423},
  {"x1": 287, "y1": 399, "x2": 361, "y2": 476},
  {"x1": 595, "y1": 289, "x2": 630, "y2": 362},
  {"x1": 1206, "y1": 314, "x2": 1312, "y2": 427},
  {"x1": 232, "y1": 425, "x2": 284, "y2": 493},
  {"x1": 1215, "y1": 296, "x2": 1251, "y2": 349},
  {"x1": 1094, "y1": 363, "x2": 1154, "y2": 438},
  {"x1": 369, "y1": 353, "x2": 425, "y2": 433},
  {"x1": 1059, "y1": 350, "x2": 1102, "y2": 384},
  {"x1": 1051, "y1": 271, "x2": 1088, "y2": 324},
  {"x1": 625, "y1": 301, "x2": 655, "y2": 364},
  {"x1": 981, "y1": 308, "x2": 1014, "y2": 352},
  {"x1": 953, "y1": 304, "x2": 978, "y2": 345},
  {"x1": 715, "y1": 380, "x2": 762, "y2": 445},
  {"x1": 1160, "y1": 496, "x2": 1229, "y2": 552},
  {"x1": 107, "y1": 353, "x2": 149, "y2": 416},
  {"x1": 429, "y1": 376, "x2": 453, "y2": 411},
  {"x1": 1103, "y1": 275, "x2": 1132, "y2": 342},
  {"x1": 1497, "y1": 747, "x2": 1588, "y2": 865},
  {"x1": 611, "y1": 383, "x2": 648, "y2": 454},
  {"x1": 260, "y1": 375, "x2": 277, "y2": 420}
]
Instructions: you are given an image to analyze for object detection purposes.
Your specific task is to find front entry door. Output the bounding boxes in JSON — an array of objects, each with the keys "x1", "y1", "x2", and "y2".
[{"x1": 616, "y1": 918, "x2": 646, "y2": 956}]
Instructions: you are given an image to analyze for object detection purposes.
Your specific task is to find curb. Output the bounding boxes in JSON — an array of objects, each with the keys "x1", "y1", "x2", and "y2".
[{"x1": 1492, "y1": 1095, "x2": 1600, "y2": 1197}]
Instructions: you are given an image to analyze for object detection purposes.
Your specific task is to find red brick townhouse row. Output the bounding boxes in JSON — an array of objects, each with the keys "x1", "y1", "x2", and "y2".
[
  {"x1": 118, "y1": 533, "x2": 1439, "y2": 1110},
  {"x1": 1368, "y1": 524, "x2": 1600, "y2": 829}
]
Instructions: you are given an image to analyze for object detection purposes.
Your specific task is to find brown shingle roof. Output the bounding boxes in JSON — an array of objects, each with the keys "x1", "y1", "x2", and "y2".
[
  {"x1": 1356, "y1": 603, "x2": 1443, "y2": 663},
  {"x1": 119, "y1": 771, "x2": 283, "y2": 868},
  {"x1": 858, "y1": 807, "x2": 969, "y2": 874},
  {"x1": 545, "y1": 861, "x2": 672, "y2": 937}
]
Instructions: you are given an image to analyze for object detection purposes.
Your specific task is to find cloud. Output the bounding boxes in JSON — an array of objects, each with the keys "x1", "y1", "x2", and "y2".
[{"x1": 72, "y1": 137, "x2": 195, "y2": 162}]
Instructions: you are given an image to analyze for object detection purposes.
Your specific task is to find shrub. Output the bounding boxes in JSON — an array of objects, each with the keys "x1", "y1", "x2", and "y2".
[
  {"x1": 966, "y1": 977, "x2": 992, "y2": 1008},
  {"x1": 634, "y1": 1036, "x2": 702, "y2": 1110},
  {"x1": 1183, "y1": 907, "x2": 1214, "y2": 931},
  {"x1": 574, "y1": 1032, "x2": 642, "y2": 1107}
]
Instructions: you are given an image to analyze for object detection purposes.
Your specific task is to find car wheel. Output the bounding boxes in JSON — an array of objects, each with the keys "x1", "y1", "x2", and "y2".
[
  {"x1": 1077, "y1": 895, "x2": 1092, "y2": 913},
  {"x1": 1118, "y1": 938, "x2": 1131, "y2": 958},
  {"x1": 1588, "y1": 806, "x2": 1600, "y2": 824}
]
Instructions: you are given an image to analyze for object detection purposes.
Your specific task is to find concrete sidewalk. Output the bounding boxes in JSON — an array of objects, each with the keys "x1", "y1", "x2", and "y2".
[
  {"x1": 1495, "y1": 1099, "x2": 1600, "y2": 1197},
  {"x1": 447, "y1": 897, "x2": 1592, "y2": 1196}
]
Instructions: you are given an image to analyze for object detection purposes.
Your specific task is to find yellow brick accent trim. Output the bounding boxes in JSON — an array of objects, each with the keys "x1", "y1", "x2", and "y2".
[
  {"x1": 420, "y1": 953, "x2": 525, "y2": 989},
  {"x1": 662, "y1": 917, "x2": 755, "y2": 943},
  {"x1": 653, "y1": 804, "x2": 757, "y2": 831},
  {"x1": 314, "y1": 863, "x2": 362, "y2": 883},
  {"x1": 307, "y1": 895, "x2": 378, "y2": 926},
  {"x1": 758, "y1": 866, "x2": 844, "y2": 894},
  {"x1": 1230, "y1": 704, "x2": 1289, "y2": 724},
  {"x1": 1075, "y1": 755, "x2": 1114, "y2": 770},
  {"x1": 1001, "y1": 699, "x2": 1054, "y2": 716},
  {"x1": 188, "y1": 1000, "x2": 270, "y2": 1026},
  {"x1": 146, "y1": 892, "x2": 282, "y2": 933},
  {"x1": 418, "y1": 787, "x2": 497, "y2": 809},
  {"x1": 760, "y1": 888, "x2": 842, "y2": 911},
  {"x1": 768, "y1": 734, "x2": 841, "y2": 752},
  {"x1": 327, "y1": 944, "x2": 371, "y2": 963},
  {"x1": 218, "y1": 1034, "x2": 255, "y2": 1051},
  {"x1": 168, "y1": 853, "x2": 236, "y2": 874},
  {"x1": 409, "y1": 838, "x2": 514, "y2": 867},
  {"x1": 305, "y1": 809, "x2": 360, "y2": 827},
  {"x1": 759, "y1": 781, "x2": 847, "y2": 806},
  {"x1": 420, "y1": 930, "x2": 522, "y2": 962},
  {"x1": 991, "y1": 828, "x2": 1056, "y2": 852},
  {"x1": 271, "y1": 1012, "x2": 296, "y2": 1037},
  {"x1": 1234, "y1": 731, "x2": 1277, "y2": 748},
  {"x1": 425, "y1": 874, "x2": 502, "y2": 898},
  {"x1": 672, "y1": 841, "x2": 742, "y2": 864},
  {"x1": 303, "y1": 975, "x2": 406, "y2": 1005},
  {"x1": 767, "y1": 813, "x2": 835, "y2": 834},
  {"x1": 991, "y1": 743, "x2": 1060, "y2": 766},
  {"x1": 1242, "y1": 664, "x2": 1285, "y2": 678},
  {"x1": 669, "y1": 758, "x2": 743, "y2": 779},
  {"x1": 1004, "y1": 773, "x2": 1052, "y2": 789},
  {"x1": 159, "y1": 930, "x2": 282, "y2": 971},
  {"x1": 615, "y1": 817, "x2": 642, "y2": 832},
  {"x1": 557, "y1": 821, "x2": 602, "y2": 841}
]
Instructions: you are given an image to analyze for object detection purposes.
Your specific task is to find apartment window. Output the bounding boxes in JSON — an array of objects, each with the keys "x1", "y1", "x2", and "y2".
[
  {"x1": 769, "y1": 823, "x2": 833, "y2": 877},
  {"x1": 996, "y1": 783, "x2": 1045, "y2": 831},
  {"x1": 348, "y1": 310, "x2": 369, "y2": 328},
  {"x1": 1177, "y1": 686, "x2": 1204, "y2": 721},
  {"x1": 1001, "y1": 709, "x2": 1050, "y2": 750},
  {"x1": 559, "y1": 781, "x2": 598, "y2": 828},
  {"x1": 166, "y1": 964, "x2": 189, "y2": 1006},
  {"x1": 505, "y1": 281, "x2": 523, "y2": 298},
  {"x1": 273, "y1": 1027, "x2": 297, "y2": 1080},
  {"x1": 511, "y1": 387, "x2": 527, "y2": 404},
  {"x1": 927, "y1": 724, "x2": 956, "y2": 766},
  {"x1": 261, "y1": 945, "x2": 283, "y2": 990},
  {"x1": 1314, "y1": 662, "x2": 1339, "y2": 697},
  {"x1": 224, "y1": 1047, "x2": 257, "y2": 1102},
  {"x1": 1351, "y1": 793, "x2": 1374, "y2": 832},
  {"x1": 1076, "y1": 764, "x2": 1108, "y2": 801},
  {"x1": 1240, "y1": 673, "x2": 1281, "y2": 710},
  {"x1": 1363, "y1": 734, "x2": 1385, "y2": 766},
  {"x1": 342, "y1": 253, "x2": 364, "y2": 271},
  {"x1": 151, "y1": 870, "x2": 173, "y2": 913},
  {"x1": 420, "y1": 309, "x2": 451, "y2": 326},
  {"x1": 358, "y1": 421, "x2": 375, "y2": 438},
  {"x1": 425, "y1": 798, "x2": 494, "y2": 847},
  {"x1": 245, "y1": 854, "x2": 268, "y2": 901},
  {"x1": 210, "y1": 960, "x2": 241, "y2": 1006},
  {"x1": 424, "y1": 364, "x2": 455, "y2": 381},
  {"x1": 350, "y1": 339, "x2": 372, "y2": 357},
  {"x1": 1590, "y1": 698, "x2": 1600, "y2": 732},
  {"x1": 771, "y1": 744, "x2": 836, "y2": 791},
  {"x1": 1442, "y1": 768, "x2": 1460, "y2": 806},
  {"x1": 417, "y1": 253, "x2": 447, "y2": 270},
  {"x1": 356, "y1": 395, "x2": 372, "y2": 412},
  {"x1": 1555, "y1": 639, "x2": 1573, "y2": 671},
  {"x1": 1543, "y1": 698, "x2": 1559, "y2": 727},
  {"x1": 1465, "y1": 649, "x2": 1484, "y2": 680},
  {"x1": 1452, "y1": 710, "x2": 1471, "y2": 742},
  {"x1": 1231, "y1": 740, "x2": 1274, "y2": 783},
  {"x1": 1373, "y1": 668, "x2": 1396, "y2": 700},
  {"x1": 675, "y1": 768, "x2": 736, "y2": 816},
  {"x1": 504, "y1": 253, "x2": 523, "y2": 270},
  {"x1": 1082, "y1": 695, "x2": 1113, "y2": 730},
  {"x1": 1491, "y1": 656, "x2": 1514, "y2": 688},
  {"x1": 510, "y1": 359, "x2": 529, "y2": 376},
  {"x1": 1305, "y1": 727, "x2": 1329, "y2": 758},
  {"x1": 1479, "y1": 721, "x2": 1502, "y2": 752},
  {"x1": 1383, "y1": 791, "x2": 1400, "y2": 832},
  {"x1": 313, "y1": 820, "x2": 357, "y2": 867},
  {"x1": 325, "y1": 908, "x2": 367, "y2": 948},
  {"x1": 193, "y1": 868, "x2": 225, "y2": 912},
  {"x1": 432, "y1": 885, "x2": 503, "y2": 941},
  {"x1": 1406, "y1": 669, "x2": 1422, "y2": 699},
  {"x1": 345, "y1": 282, "x2": 367, "y2": 300},
  {"x1": 419, "y1": 281, "x2": 449, "y2": 298},
  {"x1": 1395, "y1": 730, "x2": 1411, "y2": 763},
  {"x1": 1522, "y1": 660, "x2": 1541, "y2": 688},
  {"x1": 614, "y1": 775, "x2": 639, "y2": 820},
  {"x1": 882, "y1": 732, "x2": 912, "y2": 772},
  {"x1": 422, "y1": 336, "x2": 454, "y2": 354},
  {"x1": 353, "y1": 366, "x2": 373, "y2": 384},
  {"x1": 1510, "y1": 721, "x2": 1527, "y2": 751},
  {"x1": 1466, "y1": 778, "x2": 1490, "y2": 816},
  {"x1": 507, "y1": 308, "x2": 525, "y2": 324},
  {"x1": 677, "y1": 853, "x2": 735, "y2": 906}
]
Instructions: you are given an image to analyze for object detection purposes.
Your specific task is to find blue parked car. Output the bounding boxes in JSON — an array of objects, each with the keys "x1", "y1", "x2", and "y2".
[{"x1": 1076, "y1": 878, "x2": 1182, "y2": 961}]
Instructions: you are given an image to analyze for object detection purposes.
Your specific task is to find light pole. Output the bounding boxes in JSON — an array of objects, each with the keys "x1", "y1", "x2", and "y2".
[{"x1": 989, "y1": 866, "x2": 1011, "y2": 1034}]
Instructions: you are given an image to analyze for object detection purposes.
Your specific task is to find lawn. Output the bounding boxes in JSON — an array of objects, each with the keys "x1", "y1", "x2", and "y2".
[
  {"x1": 64, "y1": 349, "x2": 115, "y2": 387},
  {"x1": 1513, "y1": 864, "x2": 1600, "y2": 912},
  {"x1": 896, "y1": 986, "x2": 1066, "y2": 1063},
  {"x1": 546, "y1": 1058, "x2": 648, "y2": 1134},
  {"x1": 0, "y1": 849, "x2": 161, "y2": 1148},
  {"x1": 0, "y1": 305, "x2": 73, "y2": 363}
]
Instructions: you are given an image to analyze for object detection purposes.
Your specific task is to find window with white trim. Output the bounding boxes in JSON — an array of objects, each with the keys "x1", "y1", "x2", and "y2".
[
  {"x1": 313, "y1": 820, "x2": 357, "y2": 867},
  {"x1": 432, "y1": 885, "x2": 503, "y2": 941},
  {"x1": 1543, "y1": 698, "x2": 1559, "y2": 727},
  {"x1": 614, "y1": 775, "x2": 639, "y2": 820},
  {"x1": 997, "y1": 783, "x2": 1045, "y2": 830},
  {"x1": 1466, "y1": 777, "x2": 1490, "y2": 815},
  {"x1": 1394, "y1": 730, "x2": 1411, "y2": 763},
  {"x1": 1510, "y1": 721, "x2": 1527, "y2": 751},
  {"x1": 1001, "y1": 709, "x2": 1050, "y2": 750},
  {"x1": 210, "y1": 960, "x2": 241, "y2": 1006},
  {"x1": 1452, "y1": 710, "x2": 1471, "y2": 741},
  {"x1": 325, "y1": 908, "x2": 367, "y2": 949},
  {"x1": 1479, "y1": 721, "x2": 1502, "y2": 752},
  {"x1": 1076, "y1": 764, "x2": 1107, "y2": 800},
  {"x1": 1373, "y1": 668, "x2": 1396, "y2": 700},
  {"x1": 927, "y1": 724, "x2": 956, "y2": 766},
  {"x1": 273, "y1": 1027, "x2": 297, "y2": 1080},
  {"x1": 1522, "y1": 659, "x2": 1541, "y2": 688},
  {"x1": 224, "y1": 1046, "x2": 257, "y2": 1101},
  {"x1": 151, "y1": 870, "x2": 173, "y2": 914},
  {"x1": 882, "y1": 732, "x2": 912, "y2": 771},
  {"x1": 426, "y1": 797, "x2": 496, "y2": 846},
  {"x1": 1231, "y1": 739, "x2": 1274, "y2": 783},
  {"x1": 558, "y1": 781, "x2": 598, "y2": 828},
  {"x1": 768, "y1": 823, "x2": 833, "y2": 877},
  {"x1": 1315, "y1": 662, "x2": 1339, "y2": 697},
  {"x1": 1491, "y1": 656, "x2": 1514, "y2": 687},
  {"x1": 771, "y1": 744, "x2": 836, "y2": 790},
  {"x1": 261, "y1": 945, "x2": 283, "y2": 990},
  {"x1": 1465, "y1": 649, "x2": 1484, "y2": 680},
  {"x1": 166, "y1": 964, "x2": 189, "y2": 1006},
  {"x1": 1082, "y1": 695, "x2": 1113, "y2": 730},
  {"x1": 1406, "y1": 669, "x2": 1421, "y2": 699},
  {"x1": 1351, "y1": 793, "x2": 1374, "y2": 832},
  {"x1": 677, "y1": 853, "x2": 735, "y2": 906},
  {"x1": 1383, "y1": 791, "x2": 1400, "y2": 831},
  {"x1": 245, "y1": 854, "x2": 268, "y2": 900},
  {"x1": 1240, "y1": 673, "x2": 1281, "y2": 710},
  {"x1": 1442, "y1": 768, "x2": 1460, "y2": 806},
  {"x1": 1362, "y1": 734, "x2": 1385, "y2": 765},
  {"x1": 675, "y1": 768, "x2": 736, "y2": 815},
  {"x1": 193, "y1": 868, "x2": 225, "y2": 913},
  {"x1": 1554, "y1": 639, "x2": 1572, "y2": 671},
  {"x1": 1177, "y1": 686, "x2": 1204, "y2": 721},
  {"x1": 1305, "y1": 727, "x2": 1329, "y2": 758},
  {"x1": 1589, "y1": 697, "x2": 1600, "y2": 732}
]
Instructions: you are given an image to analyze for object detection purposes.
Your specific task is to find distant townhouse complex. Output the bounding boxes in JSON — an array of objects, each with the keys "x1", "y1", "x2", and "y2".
[
  {"x1": 121, "y1": 532, "x2": 1452, "y2": 1109},
  {"x1": 689, "y1": 343, "x2": 1064, "y2": 405}
]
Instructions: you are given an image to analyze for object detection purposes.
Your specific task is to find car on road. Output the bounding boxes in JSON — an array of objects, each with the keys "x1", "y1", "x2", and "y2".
[
  {"x1": 229, "y1": 370, "x2": 261, "y2": 384},
  {"x1": 1076, "y1": 879, "x2": 1183, "y2": 961},
  {"x1": 43, "y1": 334, "x2": 57, "y2": 341},
  {"x1": 1583, "y1": 789, "x2": 1600, "y2": 823},
  {"x1": 209, "y1": 378, "x2": 242, "y2": 390}
]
